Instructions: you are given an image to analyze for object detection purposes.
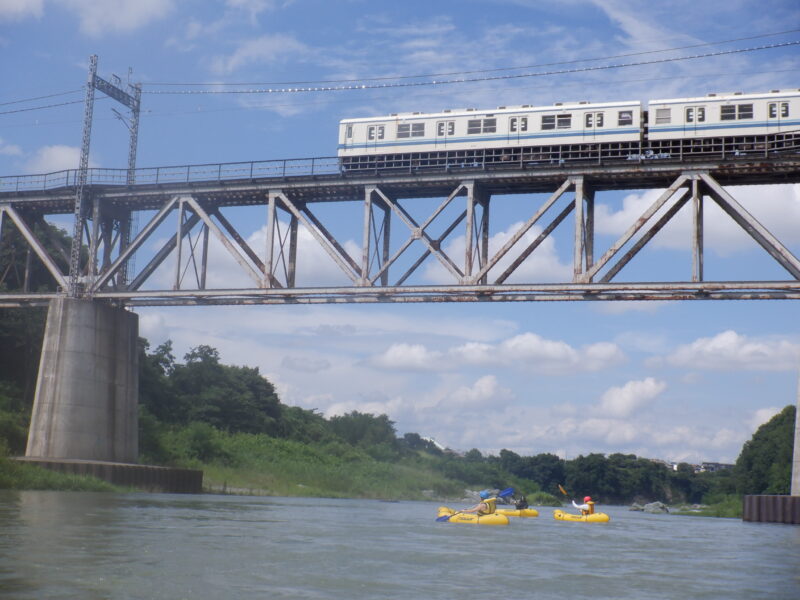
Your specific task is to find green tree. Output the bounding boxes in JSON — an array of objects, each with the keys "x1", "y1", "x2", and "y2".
[
  {"x1": 735, "y1": 405, "x2": 795, "y2": 495},
  {"x1": 328, "y1": 411, "x2": 398, "y2": 448},
  {"x1": 170, "y1": 345, "x2": 282, "y2": 434}
]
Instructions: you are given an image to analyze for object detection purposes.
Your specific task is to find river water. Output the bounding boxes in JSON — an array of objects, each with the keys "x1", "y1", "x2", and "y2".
[{"x1": 0, "y1": 491, "x2": 798, "y2": 599}]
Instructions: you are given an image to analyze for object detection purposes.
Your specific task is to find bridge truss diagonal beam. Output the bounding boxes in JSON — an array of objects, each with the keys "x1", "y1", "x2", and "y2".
[
  {"x1": 269, "y1": 190, "x2": 361, "y2": 285},
  {"x1": 0, "y1": 205, "x2": 69, "y2": 290},
  {"x1": 699, "y1": 173, "x2": 800, "y2": 280}
]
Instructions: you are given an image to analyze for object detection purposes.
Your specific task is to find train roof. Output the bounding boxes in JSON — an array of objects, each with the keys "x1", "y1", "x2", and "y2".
[
  {"x1": 340, "y1": 99, "x2": 641, "y2": 124},
  {"x1": 649, "y1": 89, "x2": 800, "y2": 105}
]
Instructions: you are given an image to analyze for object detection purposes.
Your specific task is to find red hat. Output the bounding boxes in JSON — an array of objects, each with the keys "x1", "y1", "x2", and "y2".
[{"x1": 584, "y1": 496, "x2": 592, "y2": 503}]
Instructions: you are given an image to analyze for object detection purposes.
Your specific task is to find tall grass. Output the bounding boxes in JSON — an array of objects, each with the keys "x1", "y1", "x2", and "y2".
[
  {"x1": 0, "y1": 454, "x2": 117, "y2": 492},
  {"x1": 175, "y1": 430, "x2": 466, "y2": 499}
]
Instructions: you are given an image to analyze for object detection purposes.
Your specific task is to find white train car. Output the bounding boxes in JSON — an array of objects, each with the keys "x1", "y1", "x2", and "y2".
[
  {"x1": 647, "y1": 89, "x2": 800, "y2": 145},
  {"x1": 338, "y1": 100, "x2": 643, "y2": 169}
]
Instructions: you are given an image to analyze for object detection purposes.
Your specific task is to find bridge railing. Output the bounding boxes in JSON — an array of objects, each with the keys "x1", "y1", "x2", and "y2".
[{"x1": 0, "y1": 156, "x2": 343, "y2": 193}]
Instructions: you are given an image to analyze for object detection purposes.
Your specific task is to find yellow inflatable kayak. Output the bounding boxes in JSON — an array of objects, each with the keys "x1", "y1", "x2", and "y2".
[
  {"x1": 497, "y1": 508, "x2": 539, "y2": 518},
  {"x1": 553, "y1": 509, "x2": 610, "y2": 523},
  {"x1": 437, "y1": 506, "x2": 509, "y2": 525}
]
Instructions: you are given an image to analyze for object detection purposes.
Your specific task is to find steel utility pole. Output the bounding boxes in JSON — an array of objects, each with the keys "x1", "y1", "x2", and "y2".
[{"x1": 69, "y1": 54, "x2": 142, "y2": 297}]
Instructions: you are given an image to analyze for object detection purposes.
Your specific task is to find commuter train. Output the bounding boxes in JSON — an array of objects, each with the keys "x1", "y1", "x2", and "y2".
[{"x1": 337, "y1": 90, "x2": 800, "y2": 171}]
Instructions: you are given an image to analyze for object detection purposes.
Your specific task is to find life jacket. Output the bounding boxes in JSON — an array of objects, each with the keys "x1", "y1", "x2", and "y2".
[
  {"x1": 582, "y1": 501, "x2": 595, "y2": 515},
  {"x1": 478, "y1": 497, "x2": 497, "y2": 515}
]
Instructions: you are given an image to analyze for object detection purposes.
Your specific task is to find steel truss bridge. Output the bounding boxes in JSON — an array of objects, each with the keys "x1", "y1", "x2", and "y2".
[{"x1": 1, "y1": 153, "x2": 799, "y2": 307}]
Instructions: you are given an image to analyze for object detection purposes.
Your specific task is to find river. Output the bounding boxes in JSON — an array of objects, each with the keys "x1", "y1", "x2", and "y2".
[{"x1": 0, "y1": 491, "x2": 798, "y2": 599}]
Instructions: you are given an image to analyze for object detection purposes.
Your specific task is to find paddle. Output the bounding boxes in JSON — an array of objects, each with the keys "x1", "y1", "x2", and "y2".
[
  {"x1": 436, "y1": 511, "x2": 459, "y2": 522},
  {"x1": 557, "y1": 484, "x2": 573, "y2": 510},
  {"x1": 498, "y1": 487, "x2": 515, "y2": 500},
  {"x1": 437, "y1": 488, "x2": 514, "y2": 521}
]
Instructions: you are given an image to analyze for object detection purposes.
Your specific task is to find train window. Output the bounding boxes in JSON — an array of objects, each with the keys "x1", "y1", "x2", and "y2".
[
  {"x1": 686, "y1": 107, "x2": 694, "y2": 123},
  {"x1": 697, "y1": 108, "x2": 705, "y2": 122},
  {"x1": 397, "y1": 123, "x2": 423, "y2": 138},
  {"x1": 510, "y1": 117, "x2": 528, "y2": 132},
  {"x1": 467, "y1": 118, "x2": 496, "y2": 134},
  {"x1": 448, "y1": 121, "x2": 455, "y2": 135},
  {"x1": 721, "y1": 105, "x2": 736, "y2": 120},
  {"x1": 541, "y1": 115, "x2": 555, "y2": 130},
  {"x1": 368, "y1": 126, "x2": 375, "y2": 140},
  {"x1": 655, "y1": 108, "x2": 671, "y2": 124},
  {"x1": 345, "y1": 125, "x2": 353, "y2": 138},
  {"x1": 618, "y1": 110, "x2": 633, "y2": 126},
  {"x1": 585, "y1": 113, "x2": 592, "y2": 127},
  {"x1": 737, "y1": 104, "x2": 753, "y2": 119},
  {"x1": 557, "y1": 114, "x2": 571, "y2": 129},
  {"x1": 437, "y1": 122, "x2": 445, "y2": 136},
  {"x1": 378, "y1": 126, "x2": 384, "y2": 139},
  {"x1": 771, "y1": 102, "x2": 790, "y2": 118},
  {"x1": 596, "y1": 113, "x2": 604, "y2": 127}
]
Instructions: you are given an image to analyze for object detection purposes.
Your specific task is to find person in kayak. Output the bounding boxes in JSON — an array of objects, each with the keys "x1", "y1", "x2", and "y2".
[
  {"x1": 572, "y1": 495, "x2": 596, "y2": 515},
  {"x1": 461, "y1": 490, "x2": 498, "y2": 516}
]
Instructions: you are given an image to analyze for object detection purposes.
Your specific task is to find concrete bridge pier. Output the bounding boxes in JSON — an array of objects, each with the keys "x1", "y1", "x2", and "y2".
[{"x1": 25, "y1": 297, "x2": 139, "y2": 462}]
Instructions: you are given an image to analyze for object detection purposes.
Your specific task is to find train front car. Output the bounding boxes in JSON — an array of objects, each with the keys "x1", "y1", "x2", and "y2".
[
  {"x1": 338, "y1": 100, "x2": 644, "y2": 173},
  {"x1": 646, "y1": 89, "x2": 800, "y2": 160}
]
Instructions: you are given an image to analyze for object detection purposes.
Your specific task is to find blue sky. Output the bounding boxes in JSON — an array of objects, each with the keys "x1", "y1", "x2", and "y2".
[{"x1": 1, "y1": 0, "x2": 799, "y2": 464}]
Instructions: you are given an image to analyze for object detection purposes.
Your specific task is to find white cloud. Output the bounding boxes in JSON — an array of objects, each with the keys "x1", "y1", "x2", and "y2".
[
  {"x1": 423, "y1": 220, "x2": 572, "y2": 284},
  {"x1": 0, "y1": 138, "x2": 22, "y2": 156},
  {"x1": 595, "y1": 184, "x2": 800, "y2": 256},
  {"x1": 367, "y1": 331, "x2": 625, "y2": 373},
  {"x1": 280, "y1": 355, "x2": 331, "y2": 373},
  {"x1": 448, "y1": 375, "x2": 512, "y2": 409},
  {"x1": 0, "y1": 0, "x2": 43, "y2": 20},
  {"x1": 747, "y1": 406, "x2": 781, "y2": 431},
  {"x1": 210, "y1": 33, "x2": 310, "y2": 74},
  {"x1": 24, "y1": 145, "x2": 97, "y2": 174},
  {"x1": 597, "y1": 377, "x2": 667, "y2": 417},
  {"x1": 54, "y1": 0, "x2": 174, "y2": 36},
  {"x1": 666, "y1": 330, "x2": 800, "y2": 371},
  {"x1": 370, "y1": 343, "x2": 443, "y2": 371}
]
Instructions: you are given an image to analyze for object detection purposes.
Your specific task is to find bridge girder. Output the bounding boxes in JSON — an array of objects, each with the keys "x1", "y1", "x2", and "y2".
[{"x1": 0, "y1": 160, "x2": 799, "y2": 307}]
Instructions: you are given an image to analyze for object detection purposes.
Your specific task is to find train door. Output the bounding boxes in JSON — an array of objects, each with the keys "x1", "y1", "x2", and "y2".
[
  {"x1": 683, "y1": 106, "x2": 705, "y2": 136},
  {"x1": 366, "y1": 124, "x2": 385, "y2": 150},
  {"x1": 583, "y1": 112, "x2": 604, "y2": 140},
  {"x1": 767, "y1": 101, "x2": 789, "y2": 133},
  {"x1": 508, "y1": 116, "x2": 528, "y2": 144},
  {"x1": 435, "y1": 120, "x2": 455, "y2": 148}
]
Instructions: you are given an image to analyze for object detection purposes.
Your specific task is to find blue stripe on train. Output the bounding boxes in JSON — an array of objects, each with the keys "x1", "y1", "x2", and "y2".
[
  {"x1": 339, "y1": 128, "x2": 642, "y2": 151},
  {"x1": 648, "y1": 120, "x2": 800, "y2": 134}
]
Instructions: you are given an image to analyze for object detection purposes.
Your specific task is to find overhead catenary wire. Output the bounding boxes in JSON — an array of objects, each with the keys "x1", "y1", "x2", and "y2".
[
  {"x1": 146, "y1": 28, "x2": 800, "y2": 86},
  {"x1": 0, "y1": 89, "x2": 83, "y2": 107},
  {"x1": 0, "y1": 36, "x2": 797, "y2": 117},
  {"x1": 0, "y1": 99, "x2": 86, "y2": 116},
  {"x1": 3, "y1": 67, "x2": 798, "y2": 128},
  {"x1": 142, "y1": 41, "x2": 800, "y2": 96}
]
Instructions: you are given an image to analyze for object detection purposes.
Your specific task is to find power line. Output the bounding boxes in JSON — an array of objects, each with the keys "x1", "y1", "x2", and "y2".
[
  {"x1": 3, "y1": 67, "x2": 798, "y2": 128},
  {"x1": 0, "y1": 99, "x2": 86, "y2": 116},
  {"x1": 143, "y1": 41, "x2": 800, "y2": 96},
  {"x1": 0, "y1": 89, "x2": 83, "y2": 107},
  {"x1": 146, "y1": 28, "x2": 800, "y2": 86}
]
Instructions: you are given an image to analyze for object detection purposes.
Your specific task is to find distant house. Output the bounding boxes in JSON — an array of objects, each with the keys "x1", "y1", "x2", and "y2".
[
  {"x1": 421, "y1": 436, "x2": 447, "y2": 452},
  {"x1": 697, "y1": 462, "x2": 734, "y2": 473}
]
